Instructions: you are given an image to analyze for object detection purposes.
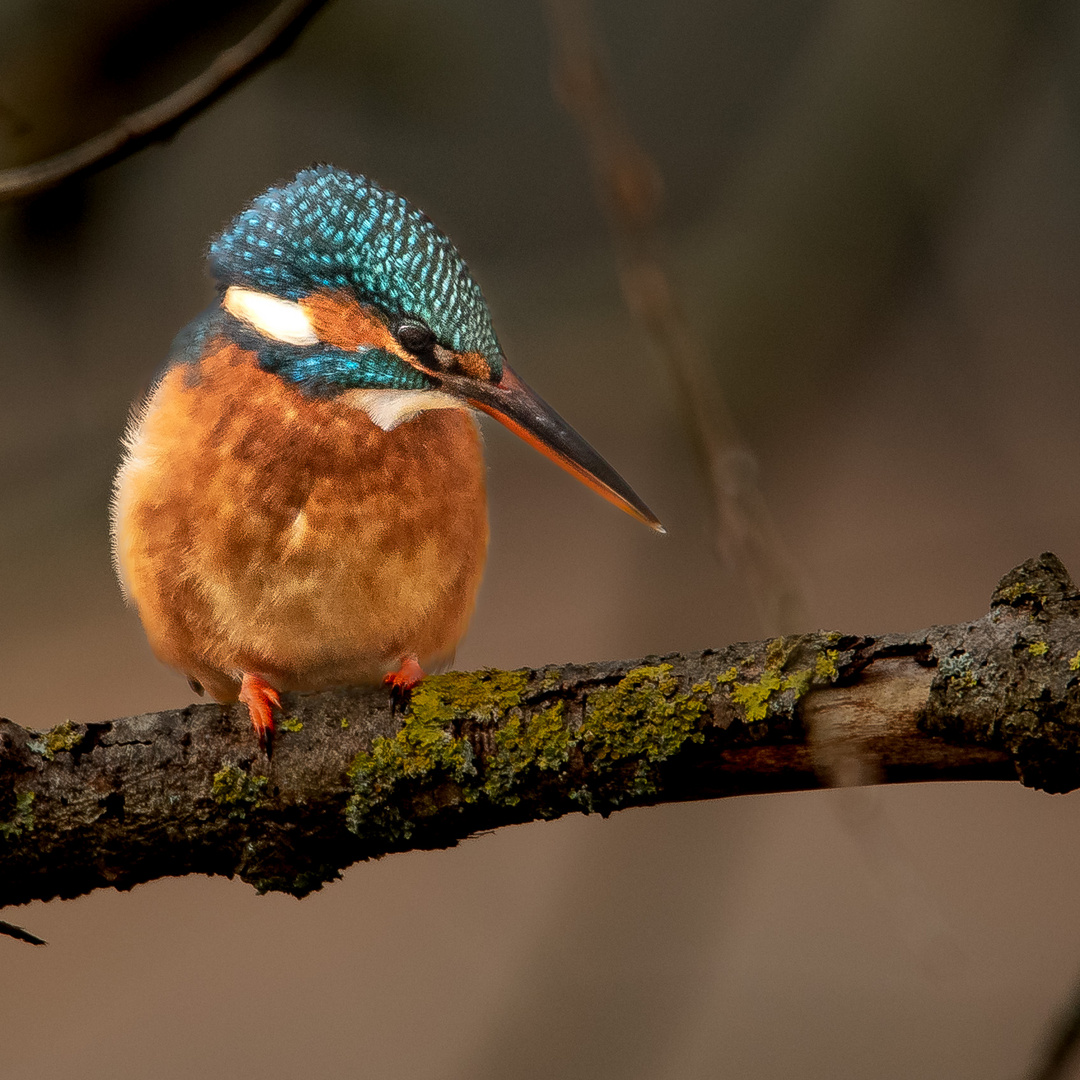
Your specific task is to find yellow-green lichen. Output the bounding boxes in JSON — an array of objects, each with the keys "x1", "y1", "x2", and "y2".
[
  {"x1": 580, "y1": 665, "x2": 708, "y2": 771},
  {"x1": 210, "y1": 765, "x2": 268, "y2": 818},
  {"x1": 722, "y1": 639, "x2": 839, "y2": 724},
  {"x1": 349, "y1": 665, "x2": 710, "y2": 839},
  {"x1": 0, "y1": 791, "x2": 35, "y2": 840},
  {"x1": 730, "y1": 671, "x2": 788, "y2": 723},
  {"x1": 996, "y1": 578, "x2": 1050, "y2": 610},
  {"x1": 340, "y1": 718, "x2": 350, "y2": 729},
  {"x1": 27, "y1": 720, "x2": 85, "y2": 761},
  {"x1": 347, "y1": 654, "x2": 829, "y2": 840},
  {"x1": 47, "y1": 721, "x2": 83, "y2": 758},
  {"x1": 939, "y1": 652, "x2": 977, "y2": 690},
  {"x1": 815, "y1": 650, "x2": 840, "y2": 681},
  {"x1": 1069, "y1": 650, "x2": 1080, "y2": 672},
  {"x1": 538, "y1": 666, "x2": 565, "y2": 693},
  {"x1": 278, "y1": 716, "x2": 303, "y2": 733},
  {"x1": 997, "y1": 581, "x2": 1027, "y2": 604},
  {"x1": 1028, "y1": 641, "x2": 1049, "y2": 656},
  {"x1": 483, "y1": 702, "x2": 570, "y2": 805},
  {"x1": 408, "y1": 669, "x2": 530, "y2": 725},
  {"x1": 346, "y1": 674, "x2": 517, "y2": 840}
]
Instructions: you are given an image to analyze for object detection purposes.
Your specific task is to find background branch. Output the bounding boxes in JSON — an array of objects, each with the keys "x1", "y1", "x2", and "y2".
[
  {"x1": 2, "y1": 552, "x2": 1078, "y2": 916},
  {"x1": 544, "y1": 0, "x2": 807, "y2": 634},
  {"x1": 1029, "y1": 975, "x2": 1080, "y2": 1080},
  {"x1": 0, "y1": 0, "x2": 333, "y2": 202}
]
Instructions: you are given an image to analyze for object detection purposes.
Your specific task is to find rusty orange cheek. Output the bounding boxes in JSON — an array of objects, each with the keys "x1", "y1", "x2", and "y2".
[
  {"x1": 453, "y1": 350, "x2": 491, "y2": 381},
  {"x1": 299, "y1": 291, "x2": 402, "y2": 353}
]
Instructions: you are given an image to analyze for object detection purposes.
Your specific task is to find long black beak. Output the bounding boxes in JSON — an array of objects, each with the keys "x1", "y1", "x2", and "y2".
[{"x1": 442, "y1": 363, "x2": 664, "y2": 532}]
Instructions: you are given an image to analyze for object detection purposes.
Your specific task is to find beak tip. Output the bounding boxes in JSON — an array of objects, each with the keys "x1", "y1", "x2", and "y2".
[{"x1": 472, "y1": 363, "x2": 666, "y2": 535}]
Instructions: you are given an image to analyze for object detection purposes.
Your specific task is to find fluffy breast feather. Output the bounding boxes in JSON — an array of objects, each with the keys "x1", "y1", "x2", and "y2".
[{"x1": 112, "y1": 341, "x2": 488, "y2": 700}]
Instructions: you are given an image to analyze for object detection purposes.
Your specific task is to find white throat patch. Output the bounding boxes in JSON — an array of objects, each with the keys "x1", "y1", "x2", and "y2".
[
  {"x1": 341, "y1": 388, "x2": 466, "y2": 431},
  {"x1": 223, "y1": 286, "x2": 319, "y2": 346}
]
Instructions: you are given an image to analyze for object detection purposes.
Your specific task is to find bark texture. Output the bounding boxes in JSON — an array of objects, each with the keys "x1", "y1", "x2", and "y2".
[{"x1": 2, "y1": 552, "x2": 1078, "y2": 910}]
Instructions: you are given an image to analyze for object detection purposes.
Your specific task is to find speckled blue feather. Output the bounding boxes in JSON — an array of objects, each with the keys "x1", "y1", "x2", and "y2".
[
  {"x1": 239, "y1": 338, "x2": 432, "y2": 398},
  {"x1": 209, "y1": 166, "x2": 503, "y2": 370}
]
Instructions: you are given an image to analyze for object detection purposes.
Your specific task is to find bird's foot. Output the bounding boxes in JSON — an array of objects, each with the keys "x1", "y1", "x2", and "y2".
[
  {"x1": 239, "y1": 673, "x2": 281, "y2": 754},
  {"x1": 384, "y1": 656, "x2": 425, "y2": 715}
]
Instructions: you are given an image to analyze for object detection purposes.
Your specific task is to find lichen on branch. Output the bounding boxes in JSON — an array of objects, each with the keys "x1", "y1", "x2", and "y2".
[{"x1": 3, "y1": 553, "x2": 1079, "y2": 915}]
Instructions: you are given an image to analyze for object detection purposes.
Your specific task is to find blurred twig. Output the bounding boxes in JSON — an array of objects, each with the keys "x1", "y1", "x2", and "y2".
[
  {"x1": 1027, "y1": 978, "x2": 1080, "y2": 1080},
  {"x1": 543, "y1": 0, "x2": 807, "y2": 635},
  {"x1": 0, "y1": 918, "x2": 46, "y2": 946},
  {"x1": 0, "y1": 0, "x2": 333, "y2": 202},
  {"x1": 541, "y1": 2, "x2": 1001, "y2": 987}
]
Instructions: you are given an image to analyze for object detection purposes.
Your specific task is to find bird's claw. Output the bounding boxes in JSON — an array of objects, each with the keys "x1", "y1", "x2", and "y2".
[
  {"x1": 384, "y1": 656, "x2": 424, "y2": 716},
  {"x1": 239, "y1": 673, "x2": 281, "y2": 755},
  {"x1": 388, "y1": 682, "x2": 411, "y2": 717}
]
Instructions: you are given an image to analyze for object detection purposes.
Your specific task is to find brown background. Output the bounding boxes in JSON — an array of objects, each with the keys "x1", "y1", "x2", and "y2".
[{"x1": 4, "y1": 0, "x2": 1080, "y2": 1076}]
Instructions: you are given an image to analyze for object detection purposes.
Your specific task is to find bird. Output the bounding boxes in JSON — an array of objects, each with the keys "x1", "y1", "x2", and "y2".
[{"x1": 111, "y1": 165, "x2": 662, "y2": 750}]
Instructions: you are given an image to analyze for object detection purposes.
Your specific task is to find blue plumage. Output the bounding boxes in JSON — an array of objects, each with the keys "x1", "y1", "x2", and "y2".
[
  {"x1": 209, "y1": 166, "x2": 503, "y2": 369},
  {"x1": 244, "y1": 339, "x2": 432, "y2": 397}
]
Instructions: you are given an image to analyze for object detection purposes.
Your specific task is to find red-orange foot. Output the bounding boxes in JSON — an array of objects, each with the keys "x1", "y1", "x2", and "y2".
[
  {"x1": 384, "y1": 656, "x2": 425, "y2": 714},
  {"x1": 239, "y1": 673, "x2": 281, "y2": 754}
]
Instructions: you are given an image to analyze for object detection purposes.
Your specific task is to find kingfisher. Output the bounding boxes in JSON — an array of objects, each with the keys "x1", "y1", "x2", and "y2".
[{"x1": 111, "y1": 165, "x2": 662, "y2": 749}]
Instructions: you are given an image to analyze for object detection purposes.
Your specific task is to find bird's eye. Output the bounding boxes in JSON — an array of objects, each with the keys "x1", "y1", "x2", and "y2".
[{"x1": 394, "y1": 321, "x2": 436, "y2": 354}]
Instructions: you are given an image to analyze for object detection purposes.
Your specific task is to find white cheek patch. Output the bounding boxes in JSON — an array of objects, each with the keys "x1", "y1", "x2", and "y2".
[
  {"x1": 341, "y1": 388, "x2": 466, "y2": 431},
  {"x1": 223, "y1": 286, "x2": 319, "y2": 346}
]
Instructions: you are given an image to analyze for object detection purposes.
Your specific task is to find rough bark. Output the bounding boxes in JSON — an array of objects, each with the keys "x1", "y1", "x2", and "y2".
[{"x1": 2, "y1": 552, "x2": 1079, "y2": 912}]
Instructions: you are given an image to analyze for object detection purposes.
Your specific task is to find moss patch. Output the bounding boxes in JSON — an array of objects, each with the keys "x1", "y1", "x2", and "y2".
[
  {"x1": 0, "y1": 791, "x2": 35, "y2": 841},
  {"x1": 344, "y1": 670, "x2": 535, "y2": 838},
  {"x1": 538, "y1": 666, "x2": 565, "y2": 692},
  {"x1": 251, "y1": 865, "x2": 343, "y2": 897},
  {"x1": 344, "y1": 672, "x2": 511, "y2": 842},
  {"x1": 345, "y1": 664, "x2": 715, "y2": 839},
  {"x1": 345, "y1": 662, "x2": 724, "y2": 840},
  {"x1": 580, "y1": 665, "x2": 707, "y2": 769},
  {"x1": 27, "y1": 720, "x2": 86, "y2": 761},
  {"x1": 483, "y1": 703, "x2": 571, "y2": 805},
  {"x1": 47, "y1": 721, "x2": 84, "y2": 758},
  {"x1": 577, "y1": 664, "x2": 711, "y2": 801},
  {"x1": 344, "y1": 646, "x2": 845, "y2": 843},
  {"x1": 210, "y1": 765, "x2": 268, "y2": 819},
  {"x1": 407, "y1": 669, "x2": 530, "y2": 725}
]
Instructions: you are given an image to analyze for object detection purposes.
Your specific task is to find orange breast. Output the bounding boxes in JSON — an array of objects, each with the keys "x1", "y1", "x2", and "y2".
[{"x1": 112, "y1": 341, "x2": 488, "y2": 701}]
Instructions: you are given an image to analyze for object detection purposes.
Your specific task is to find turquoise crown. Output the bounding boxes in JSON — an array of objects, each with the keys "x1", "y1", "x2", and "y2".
[{"x1": 209, "y1": 165, "x2": 502, "y2": 365}]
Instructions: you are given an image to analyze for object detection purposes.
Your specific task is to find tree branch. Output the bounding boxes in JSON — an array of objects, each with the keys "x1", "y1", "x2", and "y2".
[
  {"x1": 0, "y1": 0, "x2": 333, "y2": 202},
  {"x1": 544, "y1": 0, "x2": 808, "y2": 633},
  {"x1": 2, "y1": 552, "x2": 1079, "y2": 915}
]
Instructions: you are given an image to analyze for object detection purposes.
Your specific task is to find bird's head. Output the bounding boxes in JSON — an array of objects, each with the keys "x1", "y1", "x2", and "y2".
[{"x1": 207, "y1": 165, "x2": 662, "y2": 531}]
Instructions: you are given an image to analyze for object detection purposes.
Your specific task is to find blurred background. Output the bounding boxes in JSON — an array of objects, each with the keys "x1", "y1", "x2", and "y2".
[{"x1": 3, "y1": 0, "x2": 1080, "y2": 1076}]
